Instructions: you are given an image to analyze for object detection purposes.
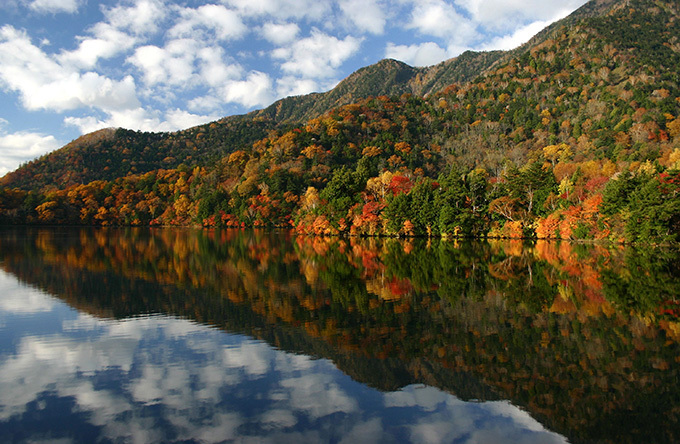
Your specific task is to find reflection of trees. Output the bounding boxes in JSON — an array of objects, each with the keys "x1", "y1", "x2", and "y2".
[{"x1": 0, "y1": 227, "x2": 679, "y2": 444}]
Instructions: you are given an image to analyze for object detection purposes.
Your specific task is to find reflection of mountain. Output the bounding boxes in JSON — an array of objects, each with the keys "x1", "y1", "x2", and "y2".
[{"x1": 0, "y1": 227, "x2": 678, "y2": 443}]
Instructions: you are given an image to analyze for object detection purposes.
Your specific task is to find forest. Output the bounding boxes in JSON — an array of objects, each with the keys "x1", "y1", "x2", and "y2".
[{"x1": 0, "y1": 0, "x2": 679, "y2": 244}]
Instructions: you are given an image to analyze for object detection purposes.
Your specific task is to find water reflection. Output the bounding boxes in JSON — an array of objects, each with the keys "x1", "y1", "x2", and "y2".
[
  {"x1": 0, "y1": 272, "x2": 566, "y2": 443},
  {"x1": 0, "y1": 227, "x2": 678, "y2": 443}
]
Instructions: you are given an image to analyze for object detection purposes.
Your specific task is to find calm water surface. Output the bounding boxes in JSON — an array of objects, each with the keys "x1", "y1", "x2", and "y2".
[{"x1": 0, "y1": 227, "x2": 678, "y2": 443}]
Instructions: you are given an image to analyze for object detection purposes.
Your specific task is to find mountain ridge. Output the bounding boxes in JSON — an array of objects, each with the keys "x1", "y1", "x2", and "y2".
[{"x1": 0, "y1": 48, "x2": 509, "y2": 190}]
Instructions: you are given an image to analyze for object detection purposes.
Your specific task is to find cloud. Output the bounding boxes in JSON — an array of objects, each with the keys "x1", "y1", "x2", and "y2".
[
  {"x1": 261, "y1": 22, "x2": 300, "y2": 45},
  {"x1": 408, "y1": 0, "x2": 476, "y2": 40},
  {"x1": 0, "y1": 130, "x2": 62, "y2": 175},
  {"x1": 401, "y1": 0, "x2": 478, "y2": 56},
  {"x1": 102, "y1": 0, "x2": 168, "y2": 36},
  {"x1": 338, "y1": 0, "x2": 387, "y2": 35},
  {"x1": 128, "y1": 40, "x2": 199, "y2": 87},
  {"x1": 64, "y1": 107, "x2": 218, "y2": 134},
  {"x1": 197, "y1": 46, "x2": 243, "y2": 87},
  {"x1": 0, "y1": 26, "x2": 140, "y2": 113},
  {"x1": 223, "y1": 0, "x2": 331, "y2": 21},
  {"x1": 187, "y1": 95, "x2": 224, "y2": 113},
  {"x1": 127, "y1": 32, "x2": 276, "y2": 111},
  {"x1": 454, "y1": 0, "x2": 588, "y2": 30},
  {"x1": 480, "y1": 19, "x2": 553, "y2": 51},
  {"x1": 276, "y1": 76, "x2": 319, "y2": 97},
  {"x1": 169, "y1": 4, "x2": 247, "y2": 42},
  {"x1": 128, "y1": 38, "x2": 251, "y2": 108},
  {"x1": 385, "y1": 42, "x2": 449, "y2": 67},
  {"x1": 59, "y1": 23, "x2": 138, "y2": 69},
  {"x1": 220, "y1": 71, "x2": 275, "y2": 108},
  {"x1": 272, "y1": 29, "x2": 362, "y2": 79},
  {"x1": 27, "y1": 0, "x2": 82, "y2": 14},
  {"x1": 164, "y1": 108, "x2": 220, "y2": 130}
]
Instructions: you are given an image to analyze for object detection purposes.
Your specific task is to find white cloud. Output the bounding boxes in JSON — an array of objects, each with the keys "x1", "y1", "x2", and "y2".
[
  {"x1": 169, "y1": 4, "x2": 247, "y2": 42},
  {"x1": 454, "y1": 0, "x2": 587, "y2": 30},
  {"x1": 59, "y1": 23, "x2": 138, "y2": 69},
  {"x1": 128, "y1": 40, "x2": 198, "y2": 87},
  {"x1": 220, "y1": 71, "x2": 275, "y2": 108},
  {"x1": 223, "y1": 0, "x2": 331, "y2": 21},
  {"x1": 164, "y1": 108, "x2": 219, "y2": 130},
  {"x1": 338, "y1": 0, "x2": 387, "y2": 35},
  {"x1": 261, "y1": 22, "x2": 300, "y2": 45},
  {"x1": 128, "y1": 39, "x2": 250, "y2": 110},
  {"x1": 0, "y1": 26, "x2": 140, "y2": 113},
  {"x1": 197, "y1": 46, "x2": 243, "y2": 87},
  {"x1": 187, "y1": 95, "x2": 224, "y2": 113},
  {"x1": 272, "y1": 29, "x2": 362, "y2": 79},
  {"x1": 276, "y1": 76, "x2": 319, "y2": 97},
  {"x1": 385, "y1": 41, "x2": 449, "y2": 67},
  {"x1": 64, "y1": 106, "x2": 218, "y2": 134},
  {"x1": 64, "y1": 108, "x2": 155, "y2": 134},
  {"x1": 27, "y1": 0, "x2": 81, "y2": 14},
  {"x1": 0, "y1": 131, "x2": 62, "y2": 175},
  {"x1": 408, "y1": 0, "x2": 476, "y2": 40},
  {"x1": 480, "y1": 19, "x2": 552, "y2": 51},
  {"x1": 103, "y1": 0, "x2": 168, "y2": 36}
]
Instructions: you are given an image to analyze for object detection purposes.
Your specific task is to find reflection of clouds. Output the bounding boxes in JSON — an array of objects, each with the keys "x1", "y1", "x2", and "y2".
[
  {"x1": 384, "y1": 383, "x2": 452, "y2": 411},
  {"x1": 260, "y1": 408, "x2": 298, "y2": 428},
  {"x1": 338, "y1": 418, "x2": 384, "y2": 444},
  {"x1": 281, "y1": 373, "x2": 358, "y2": 418},
  {"x1": 63, "y1": 312, "x2": 104, "y2": 331},
  {"x1": 387, "y1": 386, "x2": 568, "y2": 444},
  {"x1": 195, "y1": 412, "x2": 242, "y2": 443},
  {"x1": 0, "y1": 271, "x2": 568, "y2": 444},
  {"x1": 486, "y1": 400, "x2": 551, "y2": 433},
  {"x1": 0, "y1": 332, "x2": 138, "y2": 420},
  {"x1": 223, "y1": 340, "x2": 273, "y2": 376},
  {"x1": 274, "y1": 349, "x2": 315, "y2": 372},
  {"x1": 106, "y1": 315, "x2": 206, "y2": 340},
  {"x1": 0, "y1": 270, "x2": 56, "y2": 314}
]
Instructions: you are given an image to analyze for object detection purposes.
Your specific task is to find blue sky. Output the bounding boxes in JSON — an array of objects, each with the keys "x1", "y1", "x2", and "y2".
[{"x1": 0, "y1": 0, "x2": 588, "y2": 176}]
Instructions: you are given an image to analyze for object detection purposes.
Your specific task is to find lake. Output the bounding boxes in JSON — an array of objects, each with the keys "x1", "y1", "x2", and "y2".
[{"x1": 0, "y1": 227, "x2": 678, "y2": 443}]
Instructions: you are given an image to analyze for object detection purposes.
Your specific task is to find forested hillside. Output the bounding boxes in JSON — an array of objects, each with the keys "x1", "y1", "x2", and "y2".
[{"x1": 1, "y1": 0, "x2": 679, "y2": 243}]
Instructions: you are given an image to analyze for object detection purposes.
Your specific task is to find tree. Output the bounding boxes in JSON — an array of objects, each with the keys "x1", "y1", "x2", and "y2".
[
  {"x1": 626, "y1": 171, "x2": 680, "y2": 243},
  {"x1": 320, "y1": 167, "x2": 363, "y2": 222},
  {"x1": 506, "y1": 162, "x2": 557, "y2": 217},
  {"x1": 436, "y1": 166, "x2": 475, "y2": 236}
]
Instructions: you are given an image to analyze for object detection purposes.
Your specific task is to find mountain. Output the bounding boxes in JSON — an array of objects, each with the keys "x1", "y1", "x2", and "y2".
[
  {"x1": 0, "y1": 0, "x2": 634, "y2": 192},
  {"x1": 251, "y1": 51, "x2": 505, "y2": 124},
  {"x1": 0, "y1": 51, "x2": 504, "y2": 192},
  {"x1": 1, "y1": 0, "x2": 679, "y2": 243},
  {"x1": 0, "y1": 117, "x2": 279, "y2": 191}
]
